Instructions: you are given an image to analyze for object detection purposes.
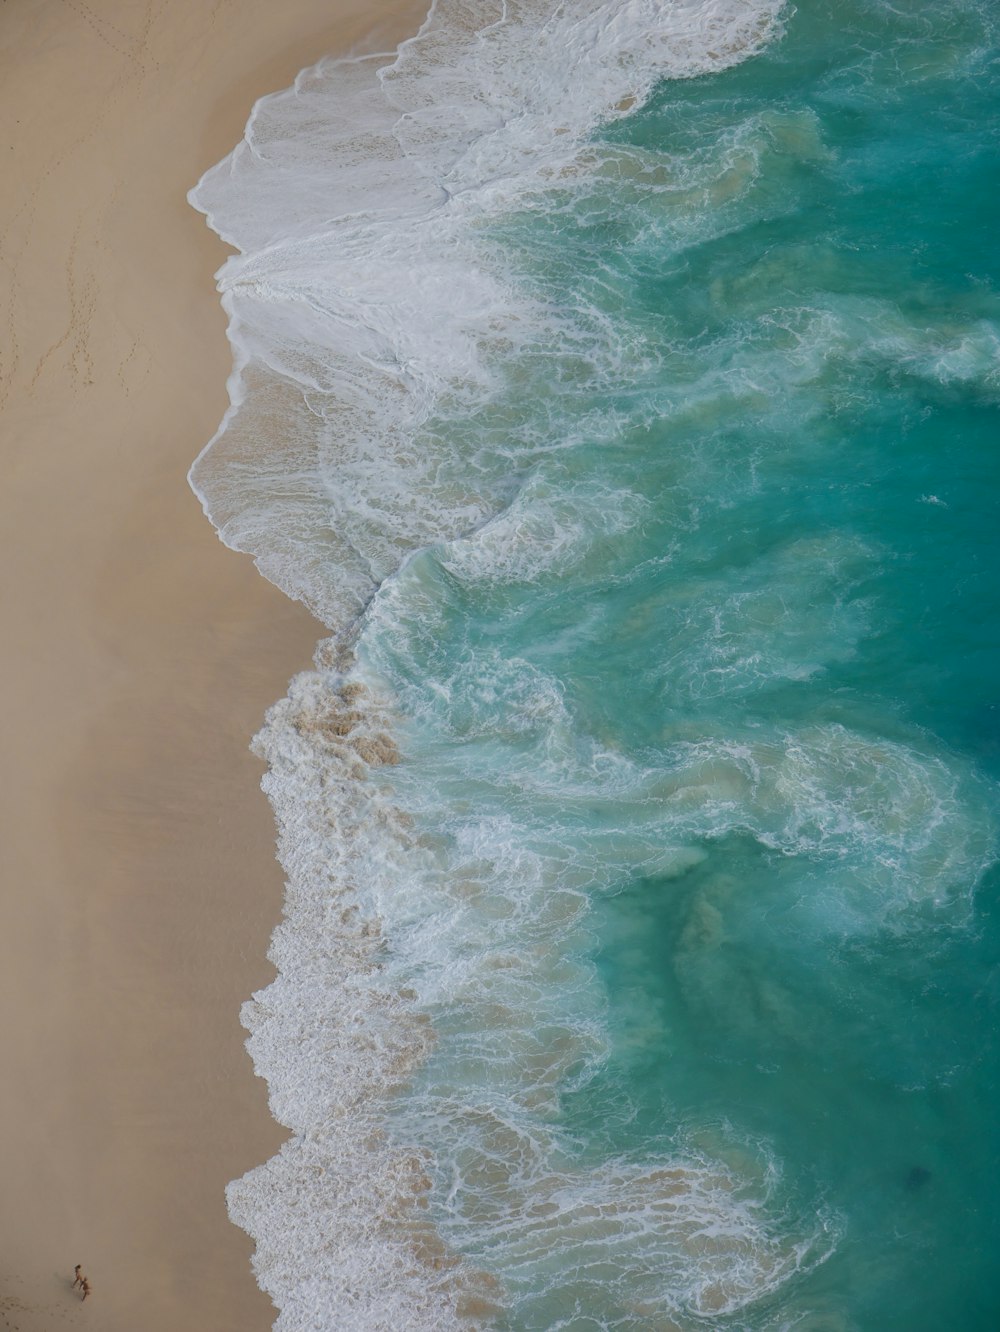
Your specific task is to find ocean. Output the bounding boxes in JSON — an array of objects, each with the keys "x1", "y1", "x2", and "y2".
[{"x1": 188, "y1": 1, "x2": 1000, "y2": 1327}]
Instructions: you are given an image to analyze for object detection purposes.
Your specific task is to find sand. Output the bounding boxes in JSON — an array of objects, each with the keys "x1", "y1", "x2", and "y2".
[{"x1": 0, "y1": 1, "x2": 423, "y2": 1327}]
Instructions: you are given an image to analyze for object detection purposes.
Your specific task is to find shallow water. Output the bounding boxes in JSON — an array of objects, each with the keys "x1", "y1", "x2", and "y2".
[{"x1": 190, "y1": 1, "x2": 1000, "y2": 1326}]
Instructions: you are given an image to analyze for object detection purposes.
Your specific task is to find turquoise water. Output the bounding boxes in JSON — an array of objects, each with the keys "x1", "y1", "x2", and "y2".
[
  {"x1": 193, "y1": 0, "x2": 1000, "y2": 1325},
  {"x1": 355, "y1": 2, "x2": 1000, "y2": 1326}
]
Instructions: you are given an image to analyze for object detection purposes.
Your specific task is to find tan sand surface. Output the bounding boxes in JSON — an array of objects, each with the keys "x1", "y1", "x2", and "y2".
[{"x1": 0, "y1": 1, "x2": 423, "y2": 1327}]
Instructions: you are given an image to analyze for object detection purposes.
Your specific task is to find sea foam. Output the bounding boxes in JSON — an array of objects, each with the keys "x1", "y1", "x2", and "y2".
[
  {"x1": 189, "y1": 0, "x2": 786, "y2": 632},
  {"x1": 186, "y1": 0, "x2": 998, "y2": 1327}
]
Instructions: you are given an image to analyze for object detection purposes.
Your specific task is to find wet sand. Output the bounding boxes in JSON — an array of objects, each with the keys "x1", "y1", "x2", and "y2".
[{"x1": 0, "y1": 1, "x2": 422, "y2": 1327}]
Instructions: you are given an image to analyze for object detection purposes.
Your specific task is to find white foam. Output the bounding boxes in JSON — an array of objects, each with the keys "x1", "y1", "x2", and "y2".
[
  {"x1": 647, "y1": 723, "x2": 998, "y2": 928},
  {"x1": 647, "y1": 534, "x2": 875, "y2": 700},
  {"x1": 184, "y1": 0, "x2": 889, "y2": 1326},
  {"x1": 189, "y1": 0, "x2": 786, "y2": 631},
  {"x1": 440, "y1": 475, "x2": 651, "y2": 585},
  {"x1": 235, "y1": 585, "x2": 994, "y2": 1326},
  {"x1": 239, "y1": 648, "x2": 844, "y2": 1330},
  {"x1": 230, "y1": 669, "x2": 506, "y2": 1329}
]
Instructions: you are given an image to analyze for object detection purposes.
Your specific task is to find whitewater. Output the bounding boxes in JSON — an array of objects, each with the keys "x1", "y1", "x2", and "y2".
[{"x1": 188, "y1": 0, "x2": 1000, "y2": 1327}]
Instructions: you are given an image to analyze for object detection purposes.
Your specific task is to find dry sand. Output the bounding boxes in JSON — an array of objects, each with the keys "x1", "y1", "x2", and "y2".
[{"x1": 0, "y1": 1, "x2": 423, "y2": 1327}]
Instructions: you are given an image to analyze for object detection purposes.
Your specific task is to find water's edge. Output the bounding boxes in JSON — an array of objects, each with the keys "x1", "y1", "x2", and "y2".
[{"x1": 188, "y1": 1, "x2": 1000, "y2": 1327}]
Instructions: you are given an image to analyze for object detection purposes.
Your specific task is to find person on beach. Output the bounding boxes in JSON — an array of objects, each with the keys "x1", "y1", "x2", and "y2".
[
  {"x1": 80, "y1": 1277, "x2": 91, "y2": 1301},
  {"x1": 72, "y1": 1265, "x2": 84, "y2": 1289}
]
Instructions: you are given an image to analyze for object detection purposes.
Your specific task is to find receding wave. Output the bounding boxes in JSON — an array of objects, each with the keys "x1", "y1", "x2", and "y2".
[
  {"x1": 188, "y1": 0, "x2": 1000, "y2": 1327},
  {"x1": 189, "y1": 0, "x2": 786, "y2": 631}
]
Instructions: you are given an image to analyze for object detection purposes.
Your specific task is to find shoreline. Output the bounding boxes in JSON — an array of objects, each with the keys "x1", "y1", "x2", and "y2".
[{"x1": 0, "y1": 1, "x2": 424, "y2": 1327}]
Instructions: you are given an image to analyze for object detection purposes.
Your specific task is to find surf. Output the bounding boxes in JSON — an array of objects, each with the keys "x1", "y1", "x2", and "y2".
[{"x1": 189, "y1": 0, "x2": 1000, "y2": 1326}]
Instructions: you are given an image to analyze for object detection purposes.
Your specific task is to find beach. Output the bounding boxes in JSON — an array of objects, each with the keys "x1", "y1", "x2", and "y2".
[
  {"x1": 0, "y1": 1, "x2": 421, "y2": 1327},
  {"x1": 5, "y1": 1, "x2": 999, "y2": 1328}
]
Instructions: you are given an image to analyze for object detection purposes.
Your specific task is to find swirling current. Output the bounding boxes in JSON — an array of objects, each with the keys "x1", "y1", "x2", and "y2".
[{"x1": 189, "y1": 1, "x2": 1000, "y2": 1327}]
